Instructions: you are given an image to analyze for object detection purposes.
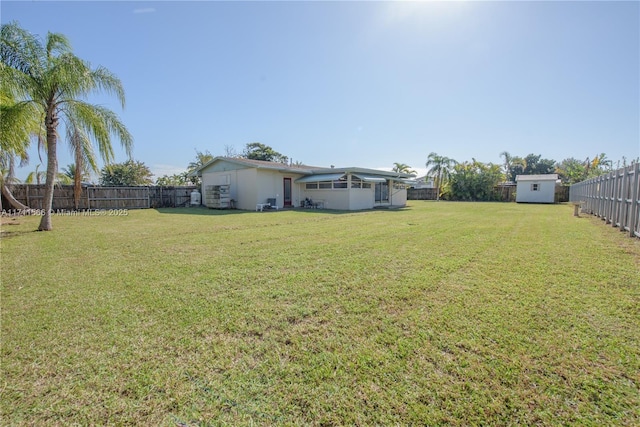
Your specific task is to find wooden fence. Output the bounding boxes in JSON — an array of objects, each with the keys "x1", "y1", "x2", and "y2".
[
  {"x1": 2, "y1": 185, "x2": 197, "y2": 211},
  {"x1": 569, "y1": 163, "x2": 640, "y2": 239},
  {"x1": 407, "y1": 188, "x2": 439, "y2": 200}
]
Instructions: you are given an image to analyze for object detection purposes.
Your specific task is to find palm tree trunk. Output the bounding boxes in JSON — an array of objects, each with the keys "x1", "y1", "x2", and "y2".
[
  {"x1": 74, "y1": 149, "x2": 82, "y2": 210},
  {"x1": 38, "y1": 110, "x2": 58, "y2": 231},
  {"x1": 1, "y1": 183, "x2": 30, "y2": 210}
]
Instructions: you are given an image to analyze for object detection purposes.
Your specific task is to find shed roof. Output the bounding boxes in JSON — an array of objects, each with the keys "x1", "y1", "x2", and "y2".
[{"x1": 516, "y1": 174, "x2": 559, "y2": 182}]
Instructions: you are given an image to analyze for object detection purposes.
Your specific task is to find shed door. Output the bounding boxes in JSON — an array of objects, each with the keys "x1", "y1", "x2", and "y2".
[{"x1": 283, "y1": 178, "x2": 292, "y2": 207}]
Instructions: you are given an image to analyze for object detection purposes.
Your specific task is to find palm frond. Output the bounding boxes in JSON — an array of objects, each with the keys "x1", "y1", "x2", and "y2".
[{"x1": 65, "y1": 100, "x2": 133, "y2": 163}]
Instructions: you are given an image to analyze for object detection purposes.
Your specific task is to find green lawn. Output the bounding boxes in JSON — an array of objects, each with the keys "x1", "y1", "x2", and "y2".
[{"x1": 1, "y1": 202, "x2": 639, "y2": 426}]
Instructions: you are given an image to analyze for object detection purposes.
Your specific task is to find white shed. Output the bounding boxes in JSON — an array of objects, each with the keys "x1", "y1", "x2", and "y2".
[{"x1": 516, "y1": 174, "x2": 559, "y2": 204}]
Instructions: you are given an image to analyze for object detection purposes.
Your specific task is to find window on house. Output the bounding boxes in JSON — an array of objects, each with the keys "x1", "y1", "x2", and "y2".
[
  {"x1": 531, "y1": 183, "x2": 540, "y2": 191},
  {"x1": 318, "y1": 181, "x2": 332, "y2": 189},
  {"x1": 305, "y1": 182, "x2": 318, "y2": 190}
]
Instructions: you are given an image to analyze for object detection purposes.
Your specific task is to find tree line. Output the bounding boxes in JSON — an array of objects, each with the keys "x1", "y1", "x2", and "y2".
[{"x1": 417, "y1": 151, "x2": 633, "y2": 202}]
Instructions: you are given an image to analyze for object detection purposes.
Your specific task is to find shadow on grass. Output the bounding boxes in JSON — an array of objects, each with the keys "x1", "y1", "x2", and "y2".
[
  {"x1": 0, "y1": 221, "x2": 38, "y2": 239},
  {"x1": 154, "y1": 206, "x2": 411, "y2": 216},
  {"x1": 153, "y1": 207, "x2": 253, "y2": 216}
]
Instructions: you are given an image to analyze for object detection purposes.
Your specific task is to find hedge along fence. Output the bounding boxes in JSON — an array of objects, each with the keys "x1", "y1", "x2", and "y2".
[
  {"x1": 1, "y1": 185, "x2": 198, "y2": 211},
  {"x1": 408, "y1": 185, "x2": 570, "y2": 203},
  {"x1": 570, "y1": 163, "x2": 640, "y2": 239}
]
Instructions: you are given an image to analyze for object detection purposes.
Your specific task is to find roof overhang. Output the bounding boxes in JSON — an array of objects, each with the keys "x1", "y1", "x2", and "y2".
[
  {"x1": 295, "y1": 173, "x2": 346, "y2": 183},
  {"x1": 352, "y1": 174, "x2": 388, "y2": 183}
]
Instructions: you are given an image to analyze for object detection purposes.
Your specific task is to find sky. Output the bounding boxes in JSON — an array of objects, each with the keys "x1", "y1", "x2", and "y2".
[{"x1": 2, "y1": 0, "x2": 639, "y2": 181}]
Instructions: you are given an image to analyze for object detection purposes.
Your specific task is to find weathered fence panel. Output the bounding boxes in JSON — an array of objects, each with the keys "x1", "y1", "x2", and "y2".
[
  {"x1": 2, "y1": 185, "x2": 197, "y2": 211},
  {"x1": 87, "y1": 187, "x2": 150, "y2": 209},
  {"x1": 5, "y1": 184, "x2": 85, "y2": 210},
  {"x1": 570, "y1": 164, "x2": 640, "y2": 239},
  {"x1": 407, "y1": 188, "x2": 438, "y2": 200},
  {"x1": 148, "y1": 186, "x2": 195, "y2": 208}
]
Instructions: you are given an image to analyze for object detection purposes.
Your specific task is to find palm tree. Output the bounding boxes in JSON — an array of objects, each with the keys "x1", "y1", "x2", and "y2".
[
  {"x1": 499, "y1": 151, "x2": 512, "y2": 182},
  {"x1": 1, "y1": 22, "x2": 133, "y2": 230},
  {"x1": 392, "y1": 162, "x2": 417, "y2": 175},
  {"x1": 61, "y1": 163, "x2": 88, "y2": 183},
  {"x1": 425, "y1": 152, "x2": 456, "y2": 201},
  {"x1": 0, "y1": 151, "x2": 30, "y2": 211},
  {"x1": 25, "y1": 164, "x2": 45, "y2": 185},
  {"x1": 66, "y1": 122, "x2": 98, "y2": 209},
  {"x1": 187, "y1": 150, "x2": 214, "y2": 185},
  {"x1": 26, "y1": 164, "x2": 71, "y2": 185},
  {"x1": 188, "y1": 150, "x2": 214, "y2": 172},
  {"x1": 0, "y1": 79, "x2": 42, "y2": 210}
]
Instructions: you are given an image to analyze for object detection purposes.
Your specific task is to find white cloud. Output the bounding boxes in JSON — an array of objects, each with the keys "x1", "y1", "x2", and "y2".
[{"x1": 133, "y1": 7, "x2": 156, "y2": 14}]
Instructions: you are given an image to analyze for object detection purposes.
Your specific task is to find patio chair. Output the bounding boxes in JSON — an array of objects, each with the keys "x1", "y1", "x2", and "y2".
[{"x1": 266, "y1": 198, "x2": 278, "y2": 210}]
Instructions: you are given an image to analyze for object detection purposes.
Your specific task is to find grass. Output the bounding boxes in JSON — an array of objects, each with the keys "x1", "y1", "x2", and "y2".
[{"x1": 1, "y1": 202, "x2": 639, "y2": 426}]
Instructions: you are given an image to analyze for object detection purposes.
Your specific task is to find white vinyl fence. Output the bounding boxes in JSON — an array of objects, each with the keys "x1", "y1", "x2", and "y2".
[{"x1": 569, "y1": 163, "x2": 640, "y2": 239}]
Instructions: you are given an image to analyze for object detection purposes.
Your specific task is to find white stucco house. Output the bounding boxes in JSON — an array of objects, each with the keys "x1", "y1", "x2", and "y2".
[
  {"x1": 189, "y1": 157, "x2": 413, "y2": 211},
  {"x1": 515, "y1": 174, "x2": 559, "y2": 203}
]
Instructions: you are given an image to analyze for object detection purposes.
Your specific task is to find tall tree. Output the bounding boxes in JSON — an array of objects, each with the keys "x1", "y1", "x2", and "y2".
[
  {"x1": 510, "y1": 156, "x2": 527, "y2": 181},
  {"x1": 25, "y1": 164, "x2": 45, "y2": 185},
  {"x1": 1, "y1": 22, "x2": 132, "y2": 230},
  {"x1": 186, "y1": 149, "x2": 214, "y2": 185},
  {"x1": 499, "y1": 151, "x2": 513, "y2": 182},
  {"x1": 242, "y1": 142, "x2": 288, "y2": 163},
  {"x1": 555, "y1": 157, "x2": 587, "y2": 185},
  {"x1": 26, "y1": 164, "x2": 71, "y2": 185},
  {"x1": 425, "y1": 152, "x2": 456, "y2": 201},
  {"x1": 523, "y1": 153, "x2": 556, "y2": 175},
  {"x1": 223, "y1": 145, "x2": 238, "y2": 158},
  {"x1": 66, "y1": 121, "x2": 99, "y2": 209},
  {"x1": 156, "y1": 172, "x2": 190, "y2": 186},
  {"x1": 100, "y1": 160, "x2": 153, "y2": 186},
  {"x1": 61, "y1": 163, "x2": 90, "y2": 183},
  {"x1": 449, "y1": 159, "x2": 504, "y2": 201},
  {"x1": 188, "y1": 149, "x2": 214, "y2": 172}
]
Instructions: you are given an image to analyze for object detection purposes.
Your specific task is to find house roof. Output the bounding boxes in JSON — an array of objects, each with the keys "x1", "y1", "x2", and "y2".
[
  {"x1": 189, "y1": 157, "x2": 321, "y2": 177},
  {"x1": 190, "y1": 157, "x2": 413, "y2": 180},
  {"x1": 516, "y1": 174, "x2": 559, "y2": 182}
]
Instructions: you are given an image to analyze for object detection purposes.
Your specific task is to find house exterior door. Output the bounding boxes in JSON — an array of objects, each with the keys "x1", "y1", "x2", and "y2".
[
  {"x1": 375, "y1": 181, "x2": 389, "y2": 204},
  {"x1": 283, "y1": 178, "x2": 292, "y2": 207}
]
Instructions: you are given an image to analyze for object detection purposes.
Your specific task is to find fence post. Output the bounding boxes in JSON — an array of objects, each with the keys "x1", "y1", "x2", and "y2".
[
  {"x1": 619, "y1": 166, "x2": 629, "y2": 232},
  {"x1": 630, "y1": 163, "x2": 640, "y2": 238}
]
